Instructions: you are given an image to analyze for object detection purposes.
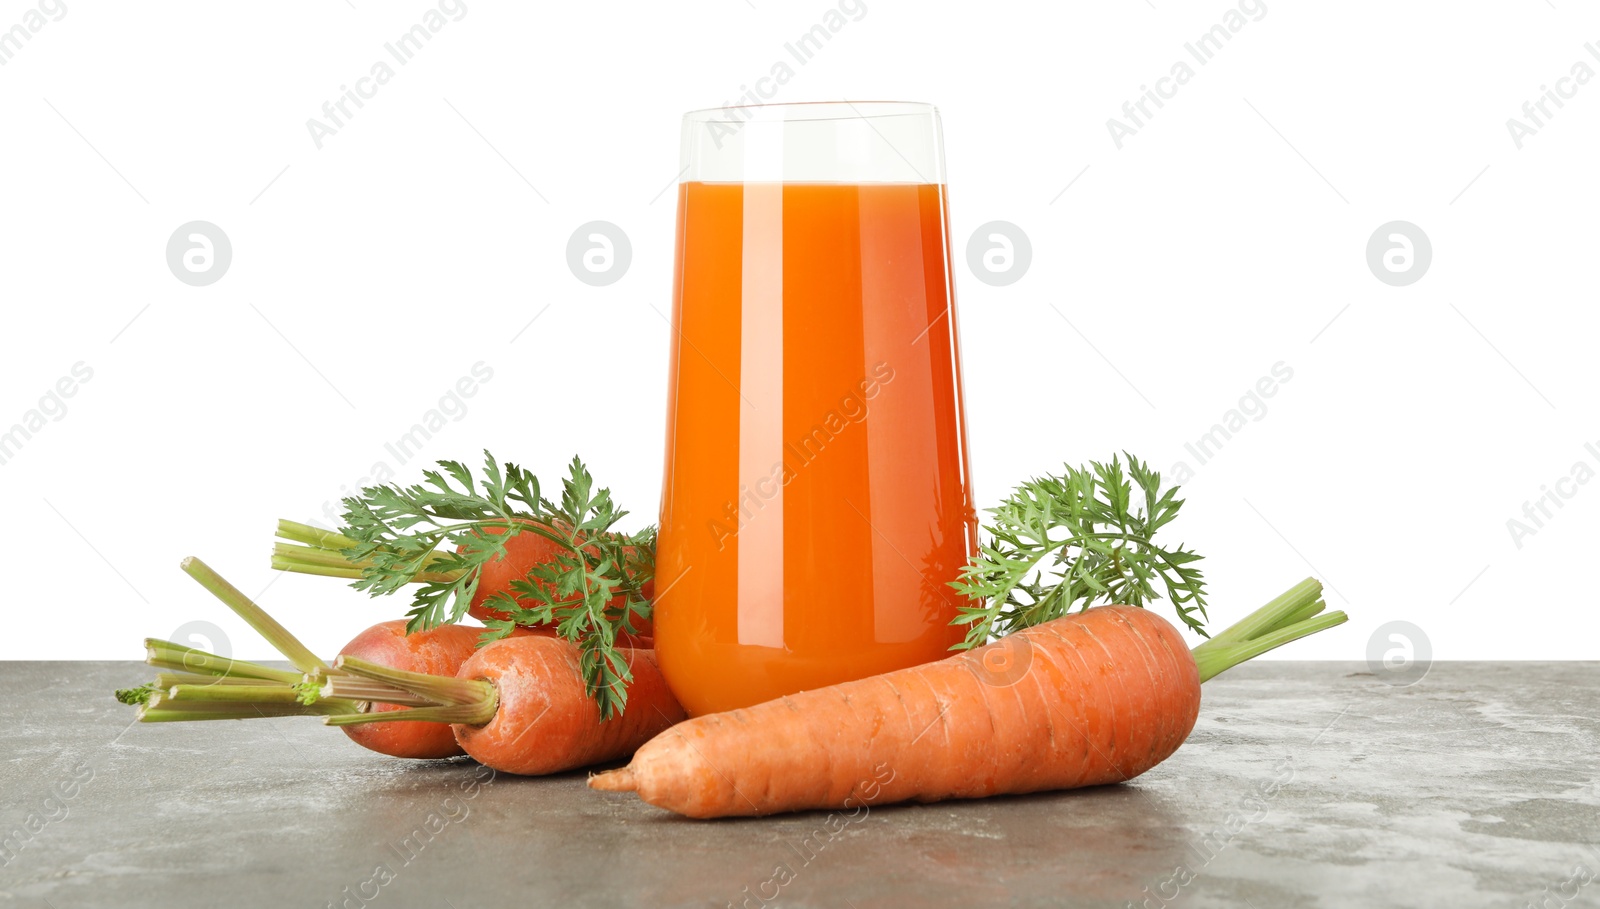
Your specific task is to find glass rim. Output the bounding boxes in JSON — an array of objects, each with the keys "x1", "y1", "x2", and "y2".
[{"x1": 681, "y1": 100, "x2": 937, "y2": 123}]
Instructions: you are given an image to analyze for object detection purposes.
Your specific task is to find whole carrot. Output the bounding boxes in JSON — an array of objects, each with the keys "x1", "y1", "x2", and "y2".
[
  {"x1": 268, "y1": 454, "x2": 657, "y2": 718},
  {"x1": 329, "y1": 635, "x2": 685, "y2": 775},
  {"x1": 591, "y1": 579, "x2": 1345, "y2": 817}
]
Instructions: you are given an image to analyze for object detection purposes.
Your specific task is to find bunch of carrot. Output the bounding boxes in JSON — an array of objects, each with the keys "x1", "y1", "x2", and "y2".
[
  {"x1": 132, "y1": 562, "x2": 1340, "y2": 816},
  {"x1": 117, "y1": 557, "x2": 683, "y2": 771},
  {"x1": 118, "y1": 453, "x2": 1348, "y2": 821}
]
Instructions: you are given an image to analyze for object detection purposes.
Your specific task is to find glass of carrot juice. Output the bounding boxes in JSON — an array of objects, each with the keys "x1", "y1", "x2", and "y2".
[{"x1": 655, "y1": 101, "x2": 977, "y2": 716}]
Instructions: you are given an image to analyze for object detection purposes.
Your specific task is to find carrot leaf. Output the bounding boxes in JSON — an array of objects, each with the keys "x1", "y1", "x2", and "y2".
[
  {"x1": 325, "y1": 451, "x2": 654, "y2": 719},
  {"x1": 950, "y1": 451, "x2": 1208, "y2": 649},
  {"x1": 116, "y1": 684, "x2": 158, "y2": 706},
  {"x1": 475, "y1": 466, "x2": 656, "y2": 719}
]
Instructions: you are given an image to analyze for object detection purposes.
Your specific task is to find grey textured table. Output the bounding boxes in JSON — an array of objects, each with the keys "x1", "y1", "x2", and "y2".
[{"x1": 1, "y1": 662, "x2": 1595, "y2": 908}]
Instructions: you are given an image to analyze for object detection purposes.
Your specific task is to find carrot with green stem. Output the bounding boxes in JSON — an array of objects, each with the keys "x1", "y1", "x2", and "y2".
[
  {"x1": 118, "y1": 558, "x2": 673, "y2": 763},
  {"x1": 590, "y1": 454, "x2": 1347, "y2": 817},
  {"x1": 270, "y1": 452, "x2": 656, "y2": 717},
  {"x1": 116, "y1": 558, "x2": 489, "y2": 757},
  {"x1": 326, "y1": 634, "x2": 686, "y2": 775},
  {"x1": 591, "y1": 578, "x2": 1345, "y2": 817},
  {"x1": 320, "y1": 620, "x2": 493, "y2": 758}
]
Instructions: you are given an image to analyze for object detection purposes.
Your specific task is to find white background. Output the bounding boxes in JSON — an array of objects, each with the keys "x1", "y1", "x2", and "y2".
[{"x1": 1, "y1": 0, "x2": 1595, "y2": 661}]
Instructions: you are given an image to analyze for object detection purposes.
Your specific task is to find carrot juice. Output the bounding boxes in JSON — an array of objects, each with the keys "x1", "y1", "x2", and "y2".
[{"x1": 655, "y1": 176, "x2": 977, "y2": 716}]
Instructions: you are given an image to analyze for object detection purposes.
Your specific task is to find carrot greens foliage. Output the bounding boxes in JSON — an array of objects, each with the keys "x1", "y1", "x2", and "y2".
[
  {"x1": 332, "y1": 452, "x2": 654, "y2": 719},
  {"x1": 951, "y1": 452, "x2": 1209, "y2": 649}
]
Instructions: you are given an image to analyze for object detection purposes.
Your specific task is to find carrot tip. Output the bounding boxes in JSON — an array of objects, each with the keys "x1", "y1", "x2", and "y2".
[{"x1": 588, "y1": 768, "x2": 637, "y2": 793}]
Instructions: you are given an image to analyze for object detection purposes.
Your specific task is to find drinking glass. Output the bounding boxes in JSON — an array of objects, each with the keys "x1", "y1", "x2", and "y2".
[{"x1": 655, "y1": 101, "x2": 976, "y2": 715}]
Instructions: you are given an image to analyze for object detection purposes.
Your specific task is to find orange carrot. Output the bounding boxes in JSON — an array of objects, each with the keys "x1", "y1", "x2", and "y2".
[
  {"x1": 590, "y1": 580, "x2": 1345, "y2": 817},
  {"x1": 334, "y1": 620, "x2": 485, "y2": 759},
  {"x1": 329, "y1": 635, "x2": 685, "y2": 775},
  {"x1": 462, "y1": 521, "x2": 656, "y2": 637}
]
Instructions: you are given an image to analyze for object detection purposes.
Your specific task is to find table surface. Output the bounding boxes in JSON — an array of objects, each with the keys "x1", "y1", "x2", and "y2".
[{"x1": 0, "y1": 661, "x2": 1595, "y2": 908}]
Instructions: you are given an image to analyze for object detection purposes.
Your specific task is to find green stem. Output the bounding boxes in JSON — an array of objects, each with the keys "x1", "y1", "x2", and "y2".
[
  {"x1": 324, "y1": 701, "x2": 497, "y2": 727},
  {"x1": 276, "y1": 515, "x2": 545, "y2": 564},
  {"x1": 1189, "y1": 578, "x2": 1348, "y2": 683},
  {"x1": 160, "y1": 682, "x2": 363, "y2": 714},
  {"x1": 154, "y1": 671, "x2": 284, "y2": 689},
  {"x1": 270, "y1": 550, "x2": 460, "y2": 584},
  {"x1": 138, "y1": 702, "x2": 349, "y2": 722},
  {"x1": 271, "y1": 542, "x2": 461, "y2": 584},
  {"x1": 142, "y1": 691, "x2": 352, "y2": 717},
  {"x1": 276, "y1": 520, "x2": 360, "y2": 551},
  {"x1": 271, "y1": 542, "x2": 361, "y2": 570},
  {"x1": 164, "y1": 684, "x2": 313, "y2": 705},
  {"x1": 318, "y1": 675, "x2": 438, "y2": 708},
  {"x1": 1199, "y1": 577, "x2": 1322, "y2": 649},
  {"x1": 180, "y1": 557, "x2": 325, "y2": 673},
  {"x1": 266, "y1": 559, "x2": 367, "y2": 581},
  {"x1": 1276, "y1": 598, "x2": 1327, "y2": 632},
  {"x1": 144, "y1": 640, "x2": 302, "y2": 685},
  {"x1": 1192, "y1": 612, "x2": 1348, "y2": 683},
  {"x1": 334, "y1": 655, "x2": 496, "y2": 712},
  {"x1": 122, "y1": 561, "x2": 475, "y2": 725}
]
